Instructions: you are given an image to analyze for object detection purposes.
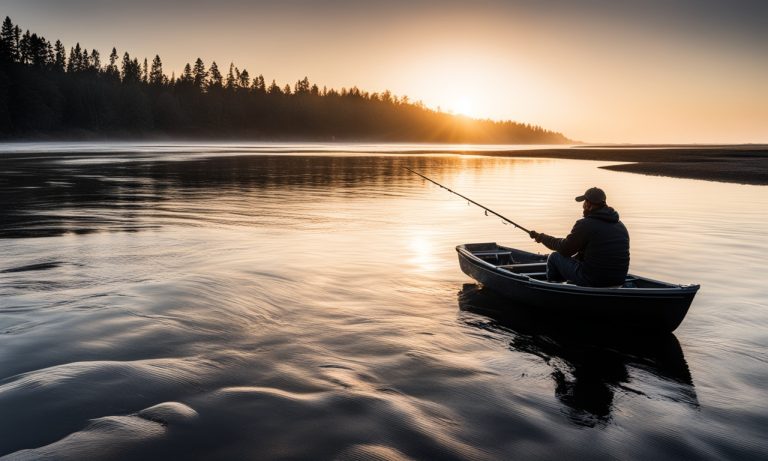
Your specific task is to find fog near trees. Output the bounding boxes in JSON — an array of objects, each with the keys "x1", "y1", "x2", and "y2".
[{"x1": 0, "y1": 16, "x2": 570, "y2": 143}]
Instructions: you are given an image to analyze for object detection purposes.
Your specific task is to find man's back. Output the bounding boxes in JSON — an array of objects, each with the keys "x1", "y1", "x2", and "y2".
[
  {"x1": 537, "y1": 206, "x2": 630, "y2": 286},
  {"x1": 575, "y1": 207, "x2": 630, "y2": 285}
]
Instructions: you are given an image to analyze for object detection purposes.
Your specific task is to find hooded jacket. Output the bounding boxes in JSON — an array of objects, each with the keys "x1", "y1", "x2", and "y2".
[{"x1": 537, "y1": 206, "x2": 630, "y2": 286}]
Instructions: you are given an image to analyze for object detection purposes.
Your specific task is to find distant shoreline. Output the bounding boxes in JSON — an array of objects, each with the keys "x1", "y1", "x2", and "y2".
[
  {"x1": 1, "y1": 141, "x2": 765, "y2": 185},
  {"x1": 460, "y1": 146, "x2": 768, "y2": 186}
]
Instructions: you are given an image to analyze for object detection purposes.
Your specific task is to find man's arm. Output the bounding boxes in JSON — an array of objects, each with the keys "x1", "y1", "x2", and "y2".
[{"x1": 535, "y1": 220, "x2": 588, "y2": 256}]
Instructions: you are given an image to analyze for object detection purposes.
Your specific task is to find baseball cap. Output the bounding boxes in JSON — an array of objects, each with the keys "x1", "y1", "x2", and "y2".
[{"x1": 575, "y1": 187, "x2": 606, "y2": 204}]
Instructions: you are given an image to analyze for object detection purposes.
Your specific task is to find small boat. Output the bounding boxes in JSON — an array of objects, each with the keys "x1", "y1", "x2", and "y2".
[{"x1": 456, "y1": 243, "x2": 699, "y2": 333}]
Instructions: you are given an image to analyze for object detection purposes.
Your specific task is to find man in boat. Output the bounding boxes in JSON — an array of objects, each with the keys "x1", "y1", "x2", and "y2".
[{"x1": 528, "y1": 187, "x2": 630, "y2": 287}]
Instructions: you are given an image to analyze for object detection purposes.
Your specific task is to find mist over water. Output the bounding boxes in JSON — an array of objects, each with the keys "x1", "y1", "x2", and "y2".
[{"x1": 1, "y1": 144, "x2": 766, "y2": 459}]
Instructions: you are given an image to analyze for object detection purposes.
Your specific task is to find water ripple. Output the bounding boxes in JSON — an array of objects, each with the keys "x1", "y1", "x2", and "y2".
[{"x1": 1, "y1": 146, "x2": 767, "y2": 459}]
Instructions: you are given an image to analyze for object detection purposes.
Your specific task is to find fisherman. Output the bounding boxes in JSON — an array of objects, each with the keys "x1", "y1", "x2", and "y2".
[{"x1": 528, "y1": 187, "x2": 630, "y2": 287}]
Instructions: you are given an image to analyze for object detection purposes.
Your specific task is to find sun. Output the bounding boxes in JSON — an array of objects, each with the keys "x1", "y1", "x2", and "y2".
[{"x1": 450, "y1": 96, "x2": 476, "y2": 118}]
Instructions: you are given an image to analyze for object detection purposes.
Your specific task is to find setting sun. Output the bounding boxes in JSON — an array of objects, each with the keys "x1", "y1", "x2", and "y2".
[{"x1": 449, "y1": 96, "x2": 477, "y2": 118}]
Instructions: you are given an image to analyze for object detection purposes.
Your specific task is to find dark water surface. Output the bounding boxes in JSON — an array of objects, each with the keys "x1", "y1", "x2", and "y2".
[{"x1": 1, "y1": 144, "x2": 766, "y2": 460}]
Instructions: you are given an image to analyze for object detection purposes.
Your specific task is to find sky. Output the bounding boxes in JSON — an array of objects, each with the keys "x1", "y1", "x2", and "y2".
[{"x1": 3, "y1": 0, "x2": 766, "y2": 143}]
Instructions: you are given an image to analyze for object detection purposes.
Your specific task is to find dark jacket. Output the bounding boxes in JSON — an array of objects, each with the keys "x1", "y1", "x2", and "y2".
[{"x1": 538, "y1": 206, "x2": 630, "y2": 286}]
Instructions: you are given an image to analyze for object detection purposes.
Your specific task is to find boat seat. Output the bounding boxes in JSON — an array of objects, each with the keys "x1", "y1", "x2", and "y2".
[
  {"x1": 499, "y1": 263, "x2": 547, "y2": 274},
  {"x1": 474, "y1": 251, "x2": 512, "y2": 258}
]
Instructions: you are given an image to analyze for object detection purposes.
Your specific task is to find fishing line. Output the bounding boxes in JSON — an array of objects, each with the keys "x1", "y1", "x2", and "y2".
[{"x1": 405, "y1": 167, "x2": 530, "y2": 234}]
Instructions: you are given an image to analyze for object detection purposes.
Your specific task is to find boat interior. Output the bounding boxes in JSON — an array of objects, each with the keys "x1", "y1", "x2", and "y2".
[{"x1": 468, "y1": 247, "x2": 670, "y2": 289}]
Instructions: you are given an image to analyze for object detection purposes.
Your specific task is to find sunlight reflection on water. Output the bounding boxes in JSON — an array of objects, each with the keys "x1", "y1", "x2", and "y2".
[{"x1": 1, "y1": 145, "x2": 767, "y2": 459}]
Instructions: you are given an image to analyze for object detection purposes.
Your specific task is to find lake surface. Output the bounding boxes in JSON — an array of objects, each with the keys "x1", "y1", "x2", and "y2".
[{"x1": 1, "y1": 144, "x2": 766, "y2": 460}]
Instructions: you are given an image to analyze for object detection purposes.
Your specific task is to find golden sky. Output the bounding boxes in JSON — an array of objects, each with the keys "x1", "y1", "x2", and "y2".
[{"x1": 4, "y1": 0, "x2": 767, "y2": 143}]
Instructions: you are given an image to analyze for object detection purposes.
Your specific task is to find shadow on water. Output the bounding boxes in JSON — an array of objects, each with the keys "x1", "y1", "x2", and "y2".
[{"x1": 457, "y1": 284, "x2": 699, "y2": 427}]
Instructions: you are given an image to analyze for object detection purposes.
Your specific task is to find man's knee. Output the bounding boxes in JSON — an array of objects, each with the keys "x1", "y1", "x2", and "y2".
[
  {"x1": 546, "y1": 252, "x2": 566, "y2": 282},
  {"x1": 547, "y1": 252, "x2": 568, "y2": 268},
  {"x1": 548, "y1": 252, "x2": 564, "y2": 263}
]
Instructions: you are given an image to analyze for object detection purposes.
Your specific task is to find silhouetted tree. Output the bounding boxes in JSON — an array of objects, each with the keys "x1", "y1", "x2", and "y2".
[
  {"x1": 52, "y1": 40, "x2": 66, "y2": 71},
  {"x1": 193, "y1": 58, "x2": 207, "y2": 91},
  {"x1": 142, "y1": 58, "x2": 148, "y2": 83},
  {"x1": 267, "y1": 79, "x2": 281, "y2": 95},
  {"x1": 25, "y1": 33, "x2": 51, "y2": 67},
  {"x1": 295, "y1": 76, "x2": 310, "y2": 95},
  {"x1": 106, "y1": 47, "x2": 119, "y2": 78},
  {"x1": 0, "y1": 17, "x2": 19, "y2": 62},
  {"x1": 91, "y1": 49, "x2": 101, "y2": 71},
  {"x1": 238, "y1": 68, "x2": 250, "y2": 89},
  {"x1": 225, "y1": 63, "x2": 236, "y2": 90},
  {"x1": 66, "y1": 45, "x2": 79, "y2": 73},
  {"x1": 180, "y1": 62, "x2": 193, "y2": 85},
  {"x1": 252, "y1": 74, "x2": 266, "y2": 93},
  {"x1": 12, "y1": 25, "x2": 21, "y2": 55},
  {"x1": 121, "y1": 52, "x2": 141, "y2": 83},
  {"x1": 18, "y1": 30, "x2": 32, "y2": 64},
  {"x1": 149, "y1": 55, "x2": 164, "y2": 85},
  {"x1": 208, "y1": 61, "x2": 222, "y2": 89}
]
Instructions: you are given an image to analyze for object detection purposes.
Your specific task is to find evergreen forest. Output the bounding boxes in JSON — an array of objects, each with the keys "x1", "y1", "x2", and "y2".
[{"x1": 0, "y1": 16, "x2": 570, "y2": 143}]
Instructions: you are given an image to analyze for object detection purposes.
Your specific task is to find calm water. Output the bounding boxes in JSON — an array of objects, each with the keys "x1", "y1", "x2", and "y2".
[{"x1": 1, "y1": 144, "x2": 766, "y2": 460}]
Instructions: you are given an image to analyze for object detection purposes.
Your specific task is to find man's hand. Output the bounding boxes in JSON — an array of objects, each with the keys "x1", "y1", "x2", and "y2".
[{"x1": 529, "y1": 230, "x2": 539, "y2": 241}]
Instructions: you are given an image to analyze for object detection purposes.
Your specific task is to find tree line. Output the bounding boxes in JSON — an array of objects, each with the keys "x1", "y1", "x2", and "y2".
[{"x1": 0, "y1": 16, "x2": 570, "y2": 143}]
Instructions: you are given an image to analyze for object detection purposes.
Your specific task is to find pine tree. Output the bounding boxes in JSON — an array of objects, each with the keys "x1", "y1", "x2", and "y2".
[
  {"x1": 294, "y1": 76, "x2": 310, "y2": 94},
  {"x1": 66, "y1": 47, "x2": 76, "y2": 73},
  {"x1": 192, "y1": 58, "x2": 207, "y2": 90},
  {"x1": 149, "y1": 55, "x2": 164, "y2": 85},
  {"x1": 208, "y1": 61, "x2": 222, "y2": 89},
  {"x1": 12, "y1": 25, "x2": 21, "y2": 59},
  {"x1": 91, "y1": 49, "x2": 101, "y2": 71},
  {"x1": 131, "y1": 57, "x2": 141, "y2": 81},
  {"x1": 181, "y1": 63, "x2": 193, "y2": 85},
  {"x1": 238, "y1": 68, "x2": 250, "y2": 89},
  {"x1": 18, "y1": 30, "x2": 31, "y2": 64},
  {"x1": 77, "y1": 43, "x2": 86, "y2": 70},
  {"x1": 0, "y1": 16, "x2": 18, "y2": 62},
  {"x1": 45, "y1": 40, "x2": 55, "y2": 67},
  {"x1": 28, "y1": 33, "x2": 50, "y2": 67},
  {"x1": 106, "y1": 47, "x2": 119, "y2": 77},
  {"x1": 122, "y1": 52, "x2": 140, "y2": 82},
  {"x1": 68, "y1": 43, "x2": 83, "y2": 72},
  {"x1": 225, "y1": 63, "x2": 236, "y2": 90},
  {"x1": 268, "y1": 79, "x2": 281, "y2": 95},
  {"x1": 142, "y1": 58, "x2": 148, "y2": 83},
  {"x1": 253, "y1": 74, "x2": 266, "y2": 93}
]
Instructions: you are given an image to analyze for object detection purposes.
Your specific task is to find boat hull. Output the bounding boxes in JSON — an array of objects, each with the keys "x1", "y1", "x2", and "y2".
[{"x1": 457, "y1": 243, "x2": 699, "y2": 333}]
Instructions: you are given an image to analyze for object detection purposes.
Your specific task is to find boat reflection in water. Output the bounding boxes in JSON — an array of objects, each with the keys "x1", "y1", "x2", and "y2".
[{"x1": 457, "y1": 284, "x2": 699, "y2": 427}]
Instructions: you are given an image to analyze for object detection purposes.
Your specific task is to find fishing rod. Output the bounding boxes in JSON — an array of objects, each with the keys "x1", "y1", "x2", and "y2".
[{"x1": 405, "y1": 167, "x2": 531, "y2": 234}]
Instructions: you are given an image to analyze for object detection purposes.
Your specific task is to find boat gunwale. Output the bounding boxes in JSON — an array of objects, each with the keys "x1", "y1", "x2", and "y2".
[{"x1": 456, "y1": 244, "x2": 700, "y2": 295}]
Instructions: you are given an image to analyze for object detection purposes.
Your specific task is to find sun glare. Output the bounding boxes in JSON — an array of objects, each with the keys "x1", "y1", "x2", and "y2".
[
  {"x1": 450, "y1": 97, "x2": 476, "y2": 118},
  {"x1": 403, "y1": 52, "x2": 505, "y2": 120},
  {"x1": 407, "y1": 232, "x2": 438, "y2": 272}
]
